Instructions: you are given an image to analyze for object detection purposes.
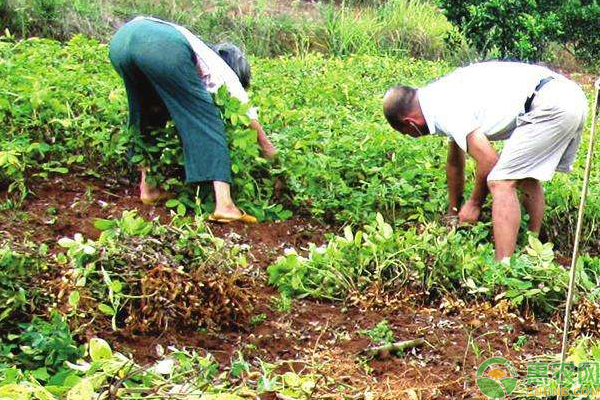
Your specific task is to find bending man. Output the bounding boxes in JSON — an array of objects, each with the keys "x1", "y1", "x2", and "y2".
[{"x1": 383, "y1": 61, "x2": 587, "y2": 260}]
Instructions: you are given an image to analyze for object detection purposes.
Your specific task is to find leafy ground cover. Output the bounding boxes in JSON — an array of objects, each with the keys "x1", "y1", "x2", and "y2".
[
  {"x1": 2, "y1": 174, "x2": 600, "y2": 399},
  {"x1": 2, "y1": 34, "x2": 600, "y2": 248},
  {"x1": 3, "y1": 33, "x2": 600, "y2": 400}
]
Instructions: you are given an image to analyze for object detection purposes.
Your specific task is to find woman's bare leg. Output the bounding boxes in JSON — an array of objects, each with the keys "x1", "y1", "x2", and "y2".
[
  {"x1": 139, "y1": 167, "x2": 172, "y2": 204},
  {"x1": 213, "y1": 180, "x2": 242, "y2": 217}
]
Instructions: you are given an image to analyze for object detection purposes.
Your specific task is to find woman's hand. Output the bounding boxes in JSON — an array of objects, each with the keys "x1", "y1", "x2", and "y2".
[
  {"x1": 260, "y1": 140, "x2": 277, "y2": 159},
  {"x1": 250, "y1": 119, "x2": 277, "y2": 159}
]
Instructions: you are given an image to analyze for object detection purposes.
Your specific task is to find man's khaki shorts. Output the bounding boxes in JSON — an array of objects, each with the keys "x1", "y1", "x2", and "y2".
[{"x1": 488, "y1": 78, "x2": 588, "y2": 182}]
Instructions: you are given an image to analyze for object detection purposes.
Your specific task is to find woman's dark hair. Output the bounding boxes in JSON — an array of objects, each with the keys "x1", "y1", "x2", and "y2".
[{"x1": 210, "y1": 42, "x2": 251, "y2": 89}]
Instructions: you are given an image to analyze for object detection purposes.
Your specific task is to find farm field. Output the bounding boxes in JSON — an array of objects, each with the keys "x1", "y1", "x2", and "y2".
[{"x1": 2, "y1": 33, "x2": 600, "y2": 400}]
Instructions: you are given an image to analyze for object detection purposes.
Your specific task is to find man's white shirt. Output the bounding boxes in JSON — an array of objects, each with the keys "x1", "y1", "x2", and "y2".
[
  {"x1": 417, "y1": 61, "x2": 559, "y2": 152},
  {"x1": 133, "y1": 16, "x2": 258, "y2": 120}
]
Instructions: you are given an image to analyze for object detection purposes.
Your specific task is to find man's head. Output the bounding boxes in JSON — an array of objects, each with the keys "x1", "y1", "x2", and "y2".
[
  {"x1": 211, "y1": 42, "x2": 251, "y2": 89},
  {"x1": 383, "y1": 85, "x2": 427, "y2": 137}
]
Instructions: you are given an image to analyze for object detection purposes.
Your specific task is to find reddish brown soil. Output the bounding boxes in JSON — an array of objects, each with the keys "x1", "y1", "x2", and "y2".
[{"x1": 1, "y1": 175, "x2": 564, "y2": 399}]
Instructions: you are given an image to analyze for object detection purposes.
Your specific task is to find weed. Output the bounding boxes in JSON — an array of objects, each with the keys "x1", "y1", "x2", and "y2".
[
  {"x1": 470, "y1": 340, "x2": 482, "y2": 359},
  {"x1": 250, "y1": 313, "x2": 268, "y2": 326},
  {"x1": 0, "y1": 242, "x2": 46, "y2": 327},
  {"x1": 0, "y1": 0, "x2": 462, "y2": 59},
  {"x1": 359, "y1": 320, "x2": 395, "y2": 345},
  {"x1": 272, "y1": 292, "x2": 292, "y2": 313},
  {"x1": 1, "y1": 311, "x2": 83, "y2": 374},
  {"x1": 513, "y1": 334, "x2": 529, "y2": 350}
]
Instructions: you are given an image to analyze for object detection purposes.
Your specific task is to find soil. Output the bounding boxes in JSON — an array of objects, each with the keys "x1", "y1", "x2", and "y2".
[{"x1": 0, "y1": 175, "x2": 565, "y2": 399}]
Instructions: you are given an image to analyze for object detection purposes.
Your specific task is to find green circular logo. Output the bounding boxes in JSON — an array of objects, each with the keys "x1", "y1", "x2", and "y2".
[{"x1": 476, "y1": 357, "x2": 519, "y2": 399}]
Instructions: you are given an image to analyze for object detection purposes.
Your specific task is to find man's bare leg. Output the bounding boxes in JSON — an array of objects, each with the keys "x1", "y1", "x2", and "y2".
[
  {"x1": 213, "y1": 180, "x2": 242, "y2": 218},
  {"x1": 518, "y1": 178, "x2": 545, "y2": 233},
  {"x1": 488, "y1": 179, "x2": 520, "y2": 260}
]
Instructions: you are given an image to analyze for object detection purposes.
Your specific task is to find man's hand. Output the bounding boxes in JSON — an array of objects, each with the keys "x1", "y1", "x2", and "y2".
[
  {"x1": 465, "y1": 129, "x2": 499, "y2": 207},
  {"x1": 458, "y1": 199, "x2": 481, "y2": 224}
]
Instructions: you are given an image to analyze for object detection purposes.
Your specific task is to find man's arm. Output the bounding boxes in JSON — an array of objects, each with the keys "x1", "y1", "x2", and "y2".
[
  {"x1": 458, "y1": 129, "x2": 499, "y2": 223},
  {"x1": 250, "y1": 119, "x2": 277, "y2": 159},
  {"x1": 446, "y1": 139, "x2": 465, "y2": 216}
]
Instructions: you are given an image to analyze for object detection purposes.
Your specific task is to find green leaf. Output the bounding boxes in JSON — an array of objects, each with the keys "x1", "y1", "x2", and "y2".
[
  {"x1": 343, "y1": 226, "x2": 354, "y2": 241},
  {"x1": 68, "y1": 291, "x2": 80, "y2": 309},
  {"x1": 61, "y1": 375, "x2": 82, "y2": 388},
  {"x1": 32, "y1": 385, "x2": 56, "y2": 400},
  {"x1": 57, "y1": 238, "x2": 75, "y2": 248},
  {"x1": 165, "y1": 199, "x2": 179, "y2": 208},
  {"x1": 31, "y1": 367, "x2": 50, "y2": 381},
  {"x1": 0, "y1": 383, "x2": 32, "y2": 400},
  {"x1": 89, "y1": 338, "x2": 112, "y2": 362},
  {"x1": 381, "y1": 223, "x2": 393, "y2": 239},
  {"x1": 93, "y1": 219, "x2": 114, "y2": 231},
  {"x1": 98, "y1": 304, "x2": 115, "y2": 316},
  {"x1": 282, "y1": 371, "x2": 301, "y2": 387},
  {"x1": 109, "y1": 281, "x2": 123, "y2": 293},
  {"x1": 65, "y1": 379, "x2": 93, "y2": 400},
  {"x1": 82, "y1": 245, "x2": 95, "y2": 255}
]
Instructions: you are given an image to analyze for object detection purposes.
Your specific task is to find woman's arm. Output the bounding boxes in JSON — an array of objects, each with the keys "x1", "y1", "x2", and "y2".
[{"x1": 250, "y1": 119, "x2": 277, "y2": 159}]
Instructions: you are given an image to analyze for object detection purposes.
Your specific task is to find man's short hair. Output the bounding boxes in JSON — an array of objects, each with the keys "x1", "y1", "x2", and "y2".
[{"x1": 383, "y1": 85, "x2": 417, "y2": 131}]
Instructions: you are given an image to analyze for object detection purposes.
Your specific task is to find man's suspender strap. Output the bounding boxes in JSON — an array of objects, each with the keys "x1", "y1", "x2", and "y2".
[{"x1": 524, "y1": 76, "x2": 554, "y2": 113}]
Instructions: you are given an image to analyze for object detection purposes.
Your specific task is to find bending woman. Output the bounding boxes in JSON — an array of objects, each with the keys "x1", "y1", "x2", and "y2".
[{"x1": 109, "y1": 16, "x2": 276, "y2": 223}]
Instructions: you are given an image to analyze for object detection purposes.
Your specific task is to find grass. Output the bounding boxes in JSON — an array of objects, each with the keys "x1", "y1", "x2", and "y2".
[
  {"x1": 322, "y1": 0, "x2": 466, "y2": 59},
  {"x1": 0, "y1": 0, "x2": 465, "y2": 59}
]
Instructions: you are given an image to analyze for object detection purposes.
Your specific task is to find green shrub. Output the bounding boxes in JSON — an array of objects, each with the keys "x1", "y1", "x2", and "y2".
[
  {"x1": 268, "y1": 214, "x2": 590, "y2": 314},
  {"x1": 5, "y1": 36, "x2": 600, "y2": 242},
  {"x1": 267, "y1": 214, "x2": 494, "y2": 301},
  {"x1": 0, "y1": 243, "x2": 46, "y2": 326},
  {"x1": 439, "y1": 0, "x2": 600, "y2": 65},
  {"x1": 128, "y1": 85, "x2": 289, "y2": 221},
  {"x1": 556, "y1": 0, "x2": 600, "y2": 66},
  {"x1": 1, "y1": 312, "x2": 83, "y2": 374},
  {"x1": 438, "y1": 0, "x2": 559, "y2": 60},
  {"x1": 0, "y1": 338, "x2": 320, "y2": 399}
]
